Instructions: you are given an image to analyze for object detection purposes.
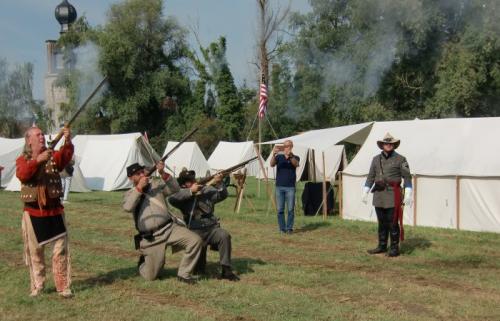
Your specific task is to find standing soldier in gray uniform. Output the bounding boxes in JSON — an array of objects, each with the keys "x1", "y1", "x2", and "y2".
[
  {"x1": 169, "y1": 169, "x2": 239, "y2": 281},
  {"x1": 362, "y1": 133, "x2": 413, "y2": 257},
  {"x1": 123, "y1": 162, "x2": 202, "y2": 284}
]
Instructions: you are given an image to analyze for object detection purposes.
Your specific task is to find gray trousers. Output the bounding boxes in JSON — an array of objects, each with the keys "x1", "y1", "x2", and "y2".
[
  {"x1": 139, "y1": 224, "x2": 202, "y2": 280},
  {"x1": 195, "y1": 227, "x2": 232, "y2": 267}
]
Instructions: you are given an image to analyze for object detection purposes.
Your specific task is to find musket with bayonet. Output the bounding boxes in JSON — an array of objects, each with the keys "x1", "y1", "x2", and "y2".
[
  {"x1": 144, "y1": 126, "x2": 199, "y2": 177},
  {"x1": 48, "y1": 77, "x2": 108, "y2": 150},
  {"x1": 197, "y1": 156, "x2": 259, "y2": 186}
]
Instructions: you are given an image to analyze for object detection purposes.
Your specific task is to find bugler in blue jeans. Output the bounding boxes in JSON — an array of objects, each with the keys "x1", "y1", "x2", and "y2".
[
  {"x1": 276, "y1": 186, "x2": 296, "y2": 233},
  {"x1": 270, "y1": 140, "x2": 300, "y2": 234}
]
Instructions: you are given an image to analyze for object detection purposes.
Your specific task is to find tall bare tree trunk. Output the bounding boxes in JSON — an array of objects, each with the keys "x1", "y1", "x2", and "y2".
[{"x1": 256, "y1": 0, "x2": 289, "y2": 198}]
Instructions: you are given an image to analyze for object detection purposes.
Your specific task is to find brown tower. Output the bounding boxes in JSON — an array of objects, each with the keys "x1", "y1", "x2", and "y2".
[{"x1": 44, "y1": 0, "x2": 77, "y2": 131}]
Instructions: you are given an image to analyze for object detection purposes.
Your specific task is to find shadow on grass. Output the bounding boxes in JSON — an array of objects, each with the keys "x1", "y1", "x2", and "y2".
[
  {"x1": 73, "y1": 266, "x2": 138, "y2": 291},
  {"x1": 400, "y1": 237, "x2": 432, "y2": 255},
  {"x1": 74, "y1": 257, "x2": 267, "y2": 289},
  {"x1": 232, "y1": 257, "x2": 266, "y2": 274},
  {"x1": 294, "y1": 221, "x2": 332, "y2": 234},
  {"x1": 429, "y1": 255, "x2": 496, "y2": 269},
  {"x1": 189, "y1": 257, "x2": 267, "y2": 280}
]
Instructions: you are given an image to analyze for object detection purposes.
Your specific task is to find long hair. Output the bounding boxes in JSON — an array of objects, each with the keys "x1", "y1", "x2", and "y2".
[{"x1": 22, "y1": 127, "x2": 37, "y2": 160}]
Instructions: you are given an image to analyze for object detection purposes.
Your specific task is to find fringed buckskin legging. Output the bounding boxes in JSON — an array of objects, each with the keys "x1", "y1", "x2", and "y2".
[{"x1": 21, "y1": 212, "x2": 71, "y2": 293}]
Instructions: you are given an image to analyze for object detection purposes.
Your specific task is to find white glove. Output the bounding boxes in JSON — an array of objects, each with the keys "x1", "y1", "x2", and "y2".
[
  {"x1": 403, "y1": 187, "x2": 413, "y2": 207},
  {"x1": 361, "y1": 186, "x2": 370, "y2": 204}
]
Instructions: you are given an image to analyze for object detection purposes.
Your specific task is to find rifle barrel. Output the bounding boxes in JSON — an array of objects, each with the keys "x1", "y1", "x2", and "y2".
[
  {"x1": 67, "y1": 77, "x2": 108, "y2": 127},
  {"x1": 145, "y1": 126, "x2": 199, "y2": 177},
  {"x1": 49, "y1": 77, "x2": 108, "y2": 149},
  {"x1": 161, "y1": 127, "x2": 199, "y2": 162},
  {"x1": 198, "y1": 156, "x2": 258, "y2": 185}
]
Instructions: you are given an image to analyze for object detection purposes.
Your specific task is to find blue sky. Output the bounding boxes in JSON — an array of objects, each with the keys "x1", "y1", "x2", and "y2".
[{"x1": 0, "y1": 0, "x2": 310, "y2": 100}]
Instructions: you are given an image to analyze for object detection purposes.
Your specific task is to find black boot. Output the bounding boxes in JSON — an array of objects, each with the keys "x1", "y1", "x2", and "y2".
[
  {"x1": 137, "y1": 255, "x2": 145, "y2": 269},
  {"x1": 367, "y1": 245, "x2": 387, "y2": 254},
  {"x1": 367, "y1": 215, "x2": 388, "y2": 254},
  {"x1": 388, "y1": 247, "x2": 399, "y2": 257},
  {"x1": 219, "y1": 265, "x2": 240, "y2": 281},
  {"x1": 387, "y1": 224, "x2": 400, "y2": 257},
  {"x1": 194, "y1": 247, "x2": 207, "y2": 274}
]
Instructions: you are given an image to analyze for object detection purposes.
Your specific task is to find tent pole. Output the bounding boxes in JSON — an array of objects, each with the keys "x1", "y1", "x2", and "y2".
[
  {"x1": 456, "y1": 176, "x2": 460, "y2": 230},
  {"x1": 322, "y1": 151, "x2": 327, "y2": 219},
  {"x1": 254, "y1": 144, "x2": 276, "y2": 211},
  {"x1": 339, "y1": 171, "x2": 343, "y2": 219},
  {"x1": 311, "y1": 150, "x2": 316, "y2": 182},
  {"x1": 413, "y1": 175, "x2": 417, "y2": 227}
]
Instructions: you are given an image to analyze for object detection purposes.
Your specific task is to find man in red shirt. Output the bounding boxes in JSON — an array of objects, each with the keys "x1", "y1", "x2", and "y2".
[{"x1": 16, "y1": 126, "x2": 74, "y2": 297}]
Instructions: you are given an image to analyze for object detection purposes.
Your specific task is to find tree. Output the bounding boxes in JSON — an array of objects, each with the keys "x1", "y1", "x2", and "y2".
[
  {"x1": 193, "y1": 37, "x2": 245, "y2": 141},
  {"x1": 0, "y1": 59, "x2": 47, "y2": 137},
  {"x1": 276, "y1": 0, "x2": 500, "y2": 128},
  {"x1": 98, "y1": 0, "x2": 192, "y2": 144}
]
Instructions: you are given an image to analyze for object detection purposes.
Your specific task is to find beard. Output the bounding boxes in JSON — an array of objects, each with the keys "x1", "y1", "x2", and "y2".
[{"x1": 30, "y1": 141, "x2": 46, "y2": 156}]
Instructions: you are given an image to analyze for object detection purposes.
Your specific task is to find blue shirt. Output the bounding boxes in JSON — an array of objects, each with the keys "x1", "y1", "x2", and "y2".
[{"x1": 275, "y1": 154, "x2": 300, "y2": 187}]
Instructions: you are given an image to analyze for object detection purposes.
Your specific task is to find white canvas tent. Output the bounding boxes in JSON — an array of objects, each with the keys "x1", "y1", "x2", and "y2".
[
  {"x1": 6, "y1": 157, "x2": 90, "y2": 193},
  {"x1": 1, "y1": 136, "x2": 90, "y2": 192},
  {"x1": 263, "y1": 122, "x2": 373, "y2": 149},
  {"x1": 163, "y1": 141, "x2": 210, "y2": 177},
  {"x1": 259, "y1": 123, "x2": 371, "y2": 182},
  {"x1": 0, "y1": 137, "x2": 24, "y2": 188},
  {"x1": 256, "y1": 145, "x2": 348, "y2": 183},
  {"x1": 208, "y1": 141, "x2": 260, "y2": 176},
  {"x1": 342, "y1": 118, "x2": 500, "y2": 233},
  {"x1": 73, "y1": 133, "x2": 158, "y2": 191},
  {"x1": 257, "y1": 145, "x2": 309, "y2": 181}
]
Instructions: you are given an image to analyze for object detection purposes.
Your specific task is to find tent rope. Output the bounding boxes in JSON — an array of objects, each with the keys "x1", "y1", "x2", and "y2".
[
  {"x1": 265, "y1": 114, "x2": 280, "y2": 140},
  {"x1": 245, "y1": 113, "x2": 258, "y2": 141},
  {"x1": 314, "y1": 182, "x2": 335, "y2": 217}
]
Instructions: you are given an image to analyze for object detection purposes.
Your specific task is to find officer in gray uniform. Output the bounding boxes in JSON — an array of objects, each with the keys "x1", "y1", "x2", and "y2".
[
  {"x1": 169, "y1": 169, "x2": 239, "y2": 281},
  {"x1": 362, "y1": 133, "x2": 413, "y2": 257},
  {"x1": 123, "y1": 162, "x2": 203, "y2": 284}
]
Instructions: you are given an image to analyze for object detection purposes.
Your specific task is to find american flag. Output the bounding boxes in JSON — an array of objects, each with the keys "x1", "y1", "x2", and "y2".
[{"x1": 258, "y1": 82, "x2": 268, "y2": 119}]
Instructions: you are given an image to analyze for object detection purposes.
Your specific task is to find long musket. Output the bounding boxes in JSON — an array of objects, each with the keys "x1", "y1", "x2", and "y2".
[
  {"x1": 198, "y1": 156, "x2": 259, "y2": 186},
  {"x1": 48, "y1": 77, "x2": 108, "y2": 150},
  {"x1": 145, "y1": 126, "x2": 199, "y2": 177}
]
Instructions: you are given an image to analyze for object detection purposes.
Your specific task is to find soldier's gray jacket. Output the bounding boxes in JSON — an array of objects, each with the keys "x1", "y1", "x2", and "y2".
[
  {"x1": 365, "y1": 151, "x2": 412, "y2": 208},
  {"x1": 123, "y1": 176, "x2": 180, "y2": 234},
  {"x1": 169, "y1": 184, "x2": 228, "y2": 230}
]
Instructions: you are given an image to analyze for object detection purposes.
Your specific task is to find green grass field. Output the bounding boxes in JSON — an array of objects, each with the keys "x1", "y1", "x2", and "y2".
[{"x1": 1, "y1": 178, "x2": 500, "y2": 321}]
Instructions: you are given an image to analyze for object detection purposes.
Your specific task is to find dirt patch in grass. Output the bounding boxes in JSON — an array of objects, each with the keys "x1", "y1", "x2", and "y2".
[
  {"x1": 0, "y1": 225, "x2": 18, "y2": 234},
  {"x1": 127, "y1": 287, "x2": 259, "y2": 321},
  {"x1": 72, "y1": 239, "x2": 136, "y2": 259},
  {"x1": 0, "y1": 249, "x2": 24, "y2": 268},
  {"x1": 233, "y1": 247, "x2": 500, "y2": 302}
]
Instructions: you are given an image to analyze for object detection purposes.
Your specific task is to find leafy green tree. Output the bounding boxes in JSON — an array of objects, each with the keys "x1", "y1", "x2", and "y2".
[
  {"x1": 99, "y1": 0, "x2": 191, "y2": 142},
  {"x1": 197, "y1": 37, "x2": 245, "y2": 141},
  {"x1": 0, "y1": 59, "x2": 46, "y2": 137},
  {"x1": 275, "y1": 0, "x2": 500, "y2": 128}
]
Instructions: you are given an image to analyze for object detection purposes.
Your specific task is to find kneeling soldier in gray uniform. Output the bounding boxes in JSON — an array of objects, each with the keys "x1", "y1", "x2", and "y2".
[
  {"x1": 123, "y1": 162, "x2": 202, "y2": 284},
  {"x1": 169, "y1": 169, "x2": 239, "y2": 281}
]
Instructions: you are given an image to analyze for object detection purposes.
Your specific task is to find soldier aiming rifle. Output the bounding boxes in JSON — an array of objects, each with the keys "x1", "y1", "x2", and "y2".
[
  {"x1": 168, "y1": 157, "x2": 258, "y2": 281},
  {"x1": 123, "y1": 128, "x2": 204, "y2": 284}
]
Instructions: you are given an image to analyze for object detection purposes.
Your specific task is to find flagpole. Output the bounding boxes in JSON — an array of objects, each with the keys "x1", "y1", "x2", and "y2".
[
  {"x1": 257, "y1": 73, "x2": 267, "y2": 199},
  {"x1": 258, "y1": 106, "x2": 261, "y2": 198}
]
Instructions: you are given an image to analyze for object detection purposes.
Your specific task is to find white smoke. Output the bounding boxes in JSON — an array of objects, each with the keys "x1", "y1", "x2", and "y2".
[{"x1": 71, "y1": 42, "x2": 106, "y2": 108}]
